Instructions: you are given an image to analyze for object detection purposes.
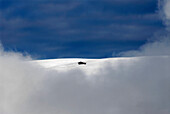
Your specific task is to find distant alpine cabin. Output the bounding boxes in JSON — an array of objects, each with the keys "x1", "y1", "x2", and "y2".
[{"x1": 78, "y1": 61, "x2": 86, "y2": 65}]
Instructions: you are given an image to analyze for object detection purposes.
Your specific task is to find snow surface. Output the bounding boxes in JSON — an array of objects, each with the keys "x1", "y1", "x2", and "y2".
[
  {"x1": 34, "y1": 56, "x2": 169, "y2": 76},
  {"x1": 34, "y1": 57, "x2": 133, "y2": 74}
]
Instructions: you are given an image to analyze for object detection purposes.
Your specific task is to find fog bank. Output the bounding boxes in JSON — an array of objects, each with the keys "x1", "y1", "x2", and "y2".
[{"x1": 1, "y1": 46, "x2": 170, "y2": 114}]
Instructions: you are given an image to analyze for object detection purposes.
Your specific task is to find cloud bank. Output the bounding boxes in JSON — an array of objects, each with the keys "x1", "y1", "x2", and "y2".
[{"x1": 1, "y1": 43, "x2": 170, "y2": 114}]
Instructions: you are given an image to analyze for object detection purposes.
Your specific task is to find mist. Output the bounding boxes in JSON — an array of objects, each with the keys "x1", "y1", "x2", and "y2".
[
  {"x1": 1, "y1": 44, "x2": 170, "y2": 114},
  {"x1": 1, "y1": 0, "x2": 170, "y2": 114}
]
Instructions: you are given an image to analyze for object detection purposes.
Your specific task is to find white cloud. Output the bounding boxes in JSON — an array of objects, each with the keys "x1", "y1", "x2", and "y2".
[
  {"x1": 119, "y1": 0, "x2": 170, "y2": 57},
  {"x1": 163, "y1": 0, "x2": 170, "y2": 19},
  {"x1": 157, "y1": 0, "x2": 170, "y2": 30},
  {"x1": 119, "y1": 36, "x2": 170, "y2": 56},
  {"x1": 1, "y1": 44, "x2": 170, "y2": 114}
]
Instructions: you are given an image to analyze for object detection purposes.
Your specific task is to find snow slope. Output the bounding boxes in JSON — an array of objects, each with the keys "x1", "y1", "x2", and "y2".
[
  {"x1": 34, "y1": 56, "x2": 169, "y2": 75},
  {"x1": 34, "y1": 57, "x2": 134, "y2": 75}
]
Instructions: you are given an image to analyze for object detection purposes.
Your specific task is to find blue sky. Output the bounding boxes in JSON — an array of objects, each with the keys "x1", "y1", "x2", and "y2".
[{"x1": 0, "y1": 0, "x2": 164, "y2": 59}]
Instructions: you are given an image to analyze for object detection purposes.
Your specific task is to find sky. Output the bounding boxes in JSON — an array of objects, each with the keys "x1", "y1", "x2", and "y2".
[{"x1": 0, "y1": 0, "x2": 164, "y2": 59}]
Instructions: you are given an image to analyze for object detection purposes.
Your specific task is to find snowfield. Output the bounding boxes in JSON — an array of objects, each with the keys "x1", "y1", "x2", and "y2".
[
  {"x1": 35, "y1": 56, "x2": 170, "y2": 75},
  {"x1": 35, "y1": 57, "x2": 137, "y2": 71},
  {"x1": 34, "y1": 57, "x2": 138, "y2": 76}
]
